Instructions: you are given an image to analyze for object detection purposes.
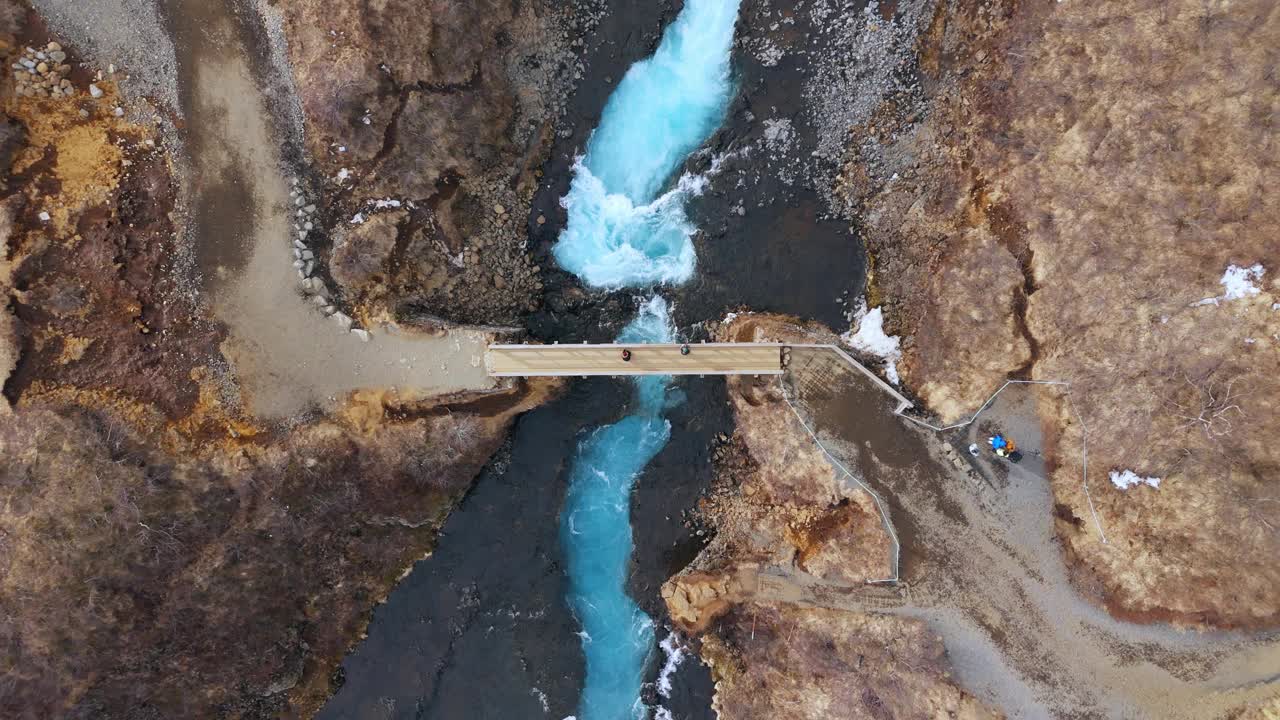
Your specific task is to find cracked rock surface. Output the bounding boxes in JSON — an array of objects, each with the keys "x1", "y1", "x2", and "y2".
[{"x1": 274, "y1": 0, "x2": 583, "y2": 326}]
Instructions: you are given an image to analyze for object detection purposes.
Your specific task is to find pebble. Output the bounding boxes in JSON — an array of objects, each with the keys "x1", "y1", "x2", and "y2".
[
  {"x1": 536, "y1": 215, "x2": 546, "y2": 225},
  {"x1": 493, "y1": 203, "x2": 505, "y2": 215},
  {"x1": 35, "y1": 62, "x2": 48, "y2": 74},
  {"x1": 332, "y1": 313, "x2": 353, "y2": 331},
  {"x1": 292, "y1": 260, "x2": 304, "y2": 269},
  {"x1": 351, "y1": 328, "x2": 370, "y2": 342},
  {"x1": 113, "y1": 107, "x2": 124, "y2": 117},
  {"x1": 50, "y1": 51, "x2": 66, "y2": 63},
  {"x1": 294, "y1": 197, "x2": 304, "y2": 207},
  {"x1": 297, "y1": 230, "x2": 307, "y2": 240},
  {"x1": 303, "y1": 221, "x2": 313, "y2": 230},
  {"x1": 303, "y1": 204, "x2": 316, "y2": 214},
  {"x1": 47, "y1": 42, "x2": 61, "y2": 52},
  {"x1": 322, "y1": 305, "x2": 336, "y2": 316},
  {"x1": 311, "y1": 295, "x2": 328, "y2": 307},
  {"x1": 293, "y1": 239, "x2": 306, "y2": 249},
  {"x1": 301, "y1": 250, "x2": 314, "y2": 260},
  {"x1": 303, "y1": 260, "x2": 314, "y2": 276},
  {"x1": 38, "y1": 211, "x2": 50, "y2": 222},
  {"x1": 293, "y1": 248, "x2": 302, "y2": 260}
]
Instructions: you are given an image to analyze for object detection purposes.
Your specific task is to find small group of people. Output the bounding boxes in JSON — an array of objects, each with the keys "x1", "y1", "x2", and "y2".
[
  {"x1": 967, "y1": 433, "x2": 1019, "y2": 460},
  {"x1": 989, "y1": 434, "x2": 1017, "y2": 457},
  {"x1": 620, "y1": 344, "x2": 690, "y2": 362}
]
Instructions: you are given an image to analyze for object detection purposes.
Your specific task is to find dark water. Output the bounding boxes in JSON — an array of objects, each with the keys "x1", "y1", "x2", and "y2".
[
  {"x1": 323, "y1": 0, "x2": 865, "y2": 716},
  {"x1": 319, "y1": 381, "x2": 613, "y2": 720}
]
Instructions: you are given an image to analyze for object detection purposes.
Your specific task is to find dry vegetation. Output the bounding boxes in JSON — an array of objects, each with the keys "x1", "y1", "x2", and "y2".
[
  {"x1": 702, "y1": 605, "x2": 998, "y2": 720},
  {"x1": 841, "y1": 0, "x2": 1280, "y2": 628},
  {"x1": 0, "y1": 14, "x2": 560, "y2": 718},
  {"x1": 274, "y1": 0, "x2": 574, "y2": 325},
  {"x1": 664, "y1": 314, "x2": 993, "y2": 719}
]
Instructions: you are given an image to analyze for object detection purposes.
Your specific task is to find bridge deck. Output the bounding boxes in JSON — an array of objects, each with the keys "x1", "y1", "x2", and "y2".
[{"x1": 486, "y1": 343, "x2": 784, "y2": 377}]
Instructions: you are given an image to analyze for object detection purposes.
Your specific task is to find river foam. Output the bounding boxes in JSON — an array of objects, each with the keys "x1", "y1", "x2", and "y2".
[
  {"x1": 560, "y1": 298, "x2": 680, "y2": 720},
  {"x1": 553, "y1": 0, "x2": 741, "y2": 288},
  {"x1": 557, "y1": 0, "x2": 742, "y2": 717}
]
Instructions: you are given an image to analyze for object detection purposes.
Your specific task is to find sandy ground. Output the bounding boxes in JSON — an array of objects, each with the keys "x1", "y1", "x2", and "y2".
[
  {"x1": 758, "y1": 347, "x2": 1280, "y2": 718},
  {"x1": 30, "y1": 0, "x2": 498, "y2": 419},
  {"x1": 67, "y1": 0, "x2": 489, "y2": 418},
  {"x1": 161, "y1": 0, "x2": 494, "y2": 417}
]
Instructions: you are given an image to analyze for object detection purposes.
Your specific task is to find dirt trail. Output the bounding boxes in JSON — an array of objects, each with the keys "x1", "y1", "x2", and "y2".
[
  {"x1": 155, "y1": 0, "x2": 493, "y2": 417},
  {"x1": 767, "y1": 347, "x2": 1280, "y2": 719}
]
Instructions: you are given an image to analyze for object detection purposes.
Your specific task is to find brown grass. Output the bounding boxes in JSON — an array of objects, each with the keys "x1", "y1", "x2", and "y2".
[
  {"x1": 702, "y1": 604, "x2": 999, "y2": 720},
  {"x1": 0, "y1": 29, "x2": 564, "y2": 719},
  {"x1": 840, "y1": 0, "x2": 1280, "y2": 628}
]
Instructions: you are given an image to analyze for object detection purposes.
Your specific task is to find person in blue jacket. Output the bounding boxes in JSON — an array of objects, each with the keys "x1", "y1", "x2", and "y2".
[{"x1": 988, "y1": 434, "x2": 1017, "y2": 458}]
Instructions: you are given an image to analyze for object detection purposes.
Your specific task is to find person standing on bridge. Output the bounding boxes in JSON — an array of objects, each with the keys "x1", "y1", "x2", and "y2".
[
  {"x1": 680, "y1": 343, "x2": 690, "y2": 356},
  {"x1": 621, "y1": 349, "x2": 632, "y2": 362}
]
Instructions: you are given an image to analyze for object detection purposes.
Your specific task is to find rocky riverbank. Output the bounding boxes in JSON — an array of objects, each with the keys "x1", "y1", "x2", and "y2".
[
  {"x1": 825, "y1": 0, "x2": 1280, "y2": 629},
  {"x1": 662, "y1": 313, "x2": 996, "y2": 719},
  {"x1": 0, "y1": 3, "x2": 567, "y2": 716},
  {"x1": 263, "y1": 0, "x2": 599, "y2": 328}
]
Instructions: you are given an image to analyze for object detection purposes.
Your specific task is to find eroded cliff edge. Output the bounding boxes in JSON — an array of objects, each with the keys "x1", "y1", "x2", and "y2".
[
  {"x1": 840, "y1": 0, "x2": 1279, "y2": 631},
  {"x1": 0, "y1": 1, "x2": 576, "y2": 715}
]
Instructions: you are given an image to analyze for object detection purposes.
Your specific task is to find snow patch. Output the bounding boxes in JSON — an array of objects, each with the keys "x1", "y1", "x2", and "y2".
[
  {"x1": 336, "y1": 168, "x2": 351, "y2": 182},
  {"x1": 842, "y1": 303, "x2": 902, "y2": 384},
  {"x1": 349, "y1": 212, "x2": 365, "y2": 225},
  {"x1": 1109, "y1": 469, "x2": 1161, "y2": 491},
  {"x1": 1193, "y1": 263, "x2": 1265, "y2": 306}
]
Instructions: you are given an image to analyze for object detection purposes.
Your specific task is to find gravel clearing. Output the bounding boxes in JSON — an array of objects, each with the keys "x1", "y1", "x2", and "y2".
[{"x1": 28, "y1": 0, "x2": 180, "y2": 113}]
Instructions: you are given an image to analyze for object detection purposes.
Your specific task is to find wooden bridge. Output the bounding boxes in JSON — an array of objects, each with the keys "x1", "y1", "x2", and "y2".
[{"x1": 485, "y1": 342, "x2": 785, "y2": 377}]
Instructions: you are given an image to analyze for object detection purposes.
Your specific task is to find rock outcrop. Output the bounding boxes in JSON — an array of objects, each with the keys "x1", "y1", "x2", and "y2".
[
  {"x1": 272, "y1": 0, "x2": 579, "y2": 326},
  {"x1": 664, "y1": 313, "x2": 992, "y2": 719},
  {"x1": 0, "y1": 18, "x2": 562, "y2": 718},
  {"x1": 702, "y1": 605, "x2": 999, "y2": 720}
]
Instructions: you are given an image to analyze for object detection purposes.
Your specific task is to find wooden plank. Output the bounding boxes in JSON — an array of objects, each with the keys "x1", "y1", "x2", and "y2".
[{"x1": 486, "y1": 343, "x2": 783, "y2": 377}]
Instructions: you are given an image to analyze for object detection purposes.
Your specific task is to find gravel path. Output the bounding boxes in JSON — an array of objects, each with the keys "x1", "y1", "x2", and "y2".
[{"x1": 775, "y1": 348, "x2": 1280, "y2": 719}]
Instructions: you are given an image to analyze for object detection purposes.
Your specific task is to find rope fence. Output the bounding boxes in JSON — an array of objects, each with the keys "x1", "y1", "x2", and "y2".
[
  {"x1": 775, "y1": 356, "x2": 1110, "y2": 585},
  {"x1": 777, "y1": 376, "x2": 901, "y2": 584},
  {"x1": 894, "y1": 379, "x2": 1107, "y2": 545}
]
